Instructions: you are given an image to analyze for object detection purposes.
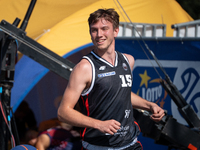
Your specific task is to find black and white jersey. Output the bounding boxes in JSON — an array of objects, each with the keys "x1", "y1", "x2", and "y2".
[{"x1": 79, "y1": 50, "x2": 140, "y2": 147}]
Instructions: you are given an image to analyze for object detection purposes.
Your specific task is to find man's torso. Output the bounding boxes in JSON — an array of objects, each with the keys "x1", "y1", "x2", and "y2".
[{"x1": 79, "y1": 51, "x2": 140, "y2": 147}]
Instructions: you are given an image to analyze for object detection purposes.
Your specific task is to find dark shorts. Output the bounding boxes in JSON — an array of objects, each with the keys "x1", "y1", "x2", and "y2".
[{"x1": 124, "y1": 142, "x2": 143, "y2": 150}]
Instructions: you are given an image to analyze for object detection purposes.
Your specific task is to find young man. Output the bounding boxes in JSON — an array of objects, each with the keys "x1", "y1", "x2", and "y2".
[{"x1": 58, "y1": 8, "x2": 165, "y2": 150}]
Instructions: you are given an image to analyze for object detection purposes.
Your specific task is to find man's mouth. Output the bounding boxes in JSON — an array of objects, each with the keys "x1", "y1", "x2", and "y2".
[{"x1": 97, "y1": 39, "x2": 105, "y2": 44}]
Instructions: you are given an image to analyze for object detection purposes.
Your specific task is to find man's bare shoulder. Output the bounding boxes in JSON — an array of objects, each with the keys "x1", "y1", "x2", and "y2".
[
  {"x1": 73, "y1": 58, "x2": 92, "y2": 73},
  {"x1": 68, "y1": 58, "x2": 92, "y2": 87}
]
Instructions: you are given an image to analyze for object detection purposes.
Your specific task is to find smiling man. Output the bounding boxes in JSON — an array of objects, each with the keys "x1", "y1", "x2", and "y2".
[{"x1": 58, "y1": 8, "x2": 165, "y2": 150}]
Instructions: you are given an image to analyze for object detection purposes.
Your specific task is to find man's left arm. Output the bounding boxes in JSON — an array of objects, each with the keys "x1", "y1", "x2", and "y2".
[
  {"x1": 131, "y1": 92, "x2": 165, "y2": 122},
  {"x1": 124, "y1": 53, "x2": 165, "y2": 122}
]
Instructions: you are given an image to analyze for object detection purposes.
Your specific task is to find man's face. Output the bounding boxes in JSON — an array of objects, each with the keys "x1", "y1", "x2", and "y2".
[{"x1": 90, "y1": 18, "x2": 119, "y2": 51}]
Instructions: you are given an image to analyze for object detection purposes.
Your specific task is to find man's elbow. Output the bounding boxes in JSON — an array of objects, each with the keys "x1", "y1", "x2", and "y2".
[{"x1": 57, "y1": 107, "x2": 65, "y2": 122}]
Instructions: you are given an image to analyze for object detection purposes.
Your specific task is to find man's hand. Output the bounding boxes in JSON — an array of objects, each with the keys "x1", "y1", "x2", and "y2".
[
  {"x1": 97, "y1": 119, "x2": 121, "y2": 135},
  {"x1": 150, "y1": 105, "x2": 165, "y2": 122}
]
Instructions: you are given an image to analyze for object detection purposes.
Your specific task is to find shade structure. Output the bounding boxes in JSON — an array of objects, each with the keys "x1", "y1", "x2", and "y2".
[{"x1": 0, "y1": 0, "x2": 193, "y2": 56}]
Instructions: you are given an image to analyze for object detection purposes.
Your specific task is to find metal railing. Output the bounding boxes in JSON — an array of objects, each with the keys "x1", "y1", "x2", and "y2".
[
  {"x1": 172, "y1": 19, "x2": 200, "y2": 37},
  {"x1": 118, "y1": 22, "x2": 166, "y2": 37}
]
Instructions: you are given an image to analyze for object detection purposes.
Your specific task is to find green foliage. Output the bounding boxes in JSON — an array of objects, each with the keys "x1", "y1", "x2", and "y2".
[{"x1": 176, "y1": 0, "x2": 200, "y2": 19}]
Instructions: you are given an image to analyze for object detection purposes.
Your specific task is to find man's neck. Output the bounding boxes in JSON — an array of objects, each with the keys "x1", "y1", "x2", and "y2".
[{"x1": 94, "y1": 48, "x2": 116, "y2": 65}]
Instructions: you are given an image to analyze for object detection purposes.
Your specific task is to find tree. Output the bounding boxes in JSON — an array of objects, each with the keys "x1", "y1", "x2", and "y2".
[{"x1": 176, "y1": 0, "x2": 200, "y2": 20}]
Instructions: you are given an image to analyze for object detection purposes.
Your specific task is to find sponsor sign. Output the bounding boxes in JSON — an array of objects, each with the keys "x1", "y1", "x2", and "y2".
[{"x1": 133, "y1": 59, "x2": 200, "y2": 125}]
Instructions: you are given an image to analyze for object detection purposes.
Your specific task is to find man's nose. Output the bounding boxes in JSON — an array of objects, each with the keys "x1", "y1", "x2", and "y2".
[{"x1": 97, "y1": 29, "x2": 103, "y2": 37}]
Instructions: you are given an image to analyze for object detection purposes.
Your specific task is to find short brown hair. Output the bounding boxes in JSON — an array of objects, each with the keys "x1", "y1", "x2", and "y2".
[{"x1": 88, "y1": 8, "x2": 119, "y2": 29}]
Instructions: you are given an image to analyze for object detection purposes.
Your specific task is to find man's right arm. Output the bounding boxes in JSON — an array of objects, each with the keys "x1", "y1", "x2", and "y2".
[{"x1": 57, "y1": 59, "x2": 120, "y2": 135}]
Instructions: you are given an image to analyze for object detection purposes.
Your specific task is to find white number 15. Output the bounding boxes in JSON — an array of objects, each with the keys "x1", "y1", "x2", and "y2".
[{"x1": 119, "y1": 75, "x2": 132, "y2": 87}]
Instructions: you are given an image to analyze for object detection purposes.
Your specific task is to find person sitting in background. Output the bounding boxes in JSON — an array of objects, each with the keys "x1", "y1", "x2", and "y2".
[
  {"x1": 24, "y1": 129, "x2": 39, "y2": 146},
  {"x1": 35, "y1": 118, "x2": 82, "y2": 150}
]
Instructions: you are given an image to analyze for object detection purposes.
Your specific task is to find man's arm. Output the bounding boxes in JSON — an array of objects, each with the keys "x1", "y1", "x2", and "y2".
[
  {"x1": 124, "y1": 53, "x2": 165, "y2": 122},
  {"x1": 131, "y1": 92, "x2": 165, "y2": 122},
  {"x1": 57, "y1": 59, "x2": 121, "y2": 135}
]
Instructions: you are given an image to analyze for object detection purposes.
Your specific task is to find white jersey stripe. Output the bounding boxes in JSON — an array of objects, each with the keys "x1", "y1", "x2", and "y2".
[
  {"x1": 81, "y1": 56, "x2": 95, "y2": 96},
  {"x1": 91, "y1": 51, "x2": 118, "y2": 67},
  {"x1": 122, "y1": 53, "x2": 133, "y2": 77}
]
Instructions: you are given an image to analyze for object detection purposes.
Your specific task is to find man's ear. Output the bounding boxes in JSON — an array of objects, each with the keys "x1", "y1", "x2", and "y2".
[{"x1": 114, "y1": 27, "x2": 119, "y2": 37}]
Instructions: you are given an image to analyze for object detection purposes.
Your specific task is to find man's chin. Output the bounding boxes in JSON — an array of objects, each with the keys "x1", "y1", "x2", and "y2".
[{"x1": 96, "y1": 46, "x2": 107, "y2": 51}]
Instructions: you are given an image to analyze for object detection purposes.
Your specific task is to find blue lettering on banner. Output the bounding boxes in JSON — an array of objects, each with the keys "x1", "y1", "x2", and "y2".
[
  {"x1": 133, "y1": 60, "x2": 200, "y2": 126},
  {"x1": 98, "y1": 71, "x2": 116, "y2": 78}
]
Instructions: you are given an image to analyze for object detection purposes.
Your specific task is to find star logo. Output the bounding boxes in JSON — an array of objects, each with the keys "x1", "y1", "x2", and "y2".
[{"x1": 139, "y1": 70, "x2": 151, "y2": 88}]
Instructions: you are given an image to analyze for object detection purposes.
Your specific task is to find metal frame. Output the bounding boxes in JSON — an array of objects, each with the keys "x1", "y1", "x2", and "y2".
[{"x1": 119, "y1": 22, "x2": 166, "y2": 37}]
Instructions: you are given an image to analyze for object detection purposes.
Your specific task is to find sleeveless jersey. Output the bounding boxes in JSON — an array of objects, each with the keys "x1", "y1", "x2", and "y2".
[{"x1": 79, "y1": 50, "x2": 140, "y2": 147}]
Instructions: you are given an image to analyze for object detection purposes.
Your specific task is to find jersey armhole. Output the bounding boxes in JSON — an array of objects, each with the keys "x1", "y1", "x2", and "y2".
[
  {"x1": 122, "y1": 53, "x2": 133, "y2": 77},
  {"x1": 81, "y1": 56, "x2": 95, "y2": 96}
]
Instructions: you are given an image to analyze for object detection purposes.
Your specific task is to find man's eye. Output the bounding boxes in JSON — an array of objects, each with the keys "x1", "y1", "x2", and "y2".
[
  {"x1": 102, "y1": 27, "x2": 109, "y2": 30},
  {"x1": 91, "y1": 29, "x2": 97, "y2": 33}
]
